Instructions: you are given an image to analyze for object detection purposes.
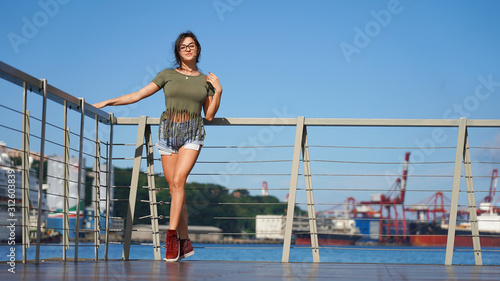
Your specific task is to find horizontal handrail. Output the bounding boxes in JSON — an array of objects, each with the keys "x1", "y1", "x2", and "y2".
[
  {"x1": 0, "y1": 60, "x2": 111, "y2": 124},
  {"x1": 115, "y1": 117, "x2": 299, "y2": 126},
  {"x1": 115, "y1": 116, "x2": 500, "y2": 127}
]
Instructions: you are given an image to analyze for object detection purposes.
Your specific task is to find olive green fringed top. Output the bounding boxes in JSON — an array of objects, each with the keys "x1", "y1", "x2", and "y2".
[{"x1": 152, "y1": 69, "x2": 215, "y2": 140}]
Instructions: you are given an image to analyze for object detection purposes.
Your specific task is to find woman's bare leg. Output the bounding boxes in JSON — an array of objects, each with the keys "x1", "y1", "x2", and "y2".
[
  {"x1": 178, "y1": 203, "x2": 189, "y2": 239},
  {"x1": 161, "y1": 146, "x2": 201, "y2": 235},
  {"x1": 162, "y1": 157, "x2": 190, "y2": 239}
]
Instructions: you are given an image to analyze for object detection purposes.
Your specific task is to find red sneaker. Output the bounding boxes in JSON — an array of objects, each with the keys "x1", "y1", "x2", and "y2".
[
  {"x1": 179, "y1": 239, "x2": 194, "y2": 260},
  {"x1": 164, "y1": 229, "x2": 180, "y2": 262}
]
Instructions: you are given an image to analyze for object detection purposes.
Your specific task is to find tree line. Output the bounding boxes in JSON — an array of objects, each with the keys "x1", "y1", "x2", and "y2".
[
  {"x1": 111, "y1": 167, "x2": 298, "y2": 236},
  {"x1": 10, "y1": 155, "x2": 301, "y2": 236}
]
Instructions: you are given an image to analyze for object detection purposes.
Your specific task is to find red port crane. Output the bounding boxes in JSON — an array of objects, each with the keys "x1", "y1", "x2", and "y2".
[
  {"x1": 359, "y1": 152, "x2": 411, "y2": 244},
  {"x1": 481, "y1": 169, "x2": 498, "y2": 204},
  {"x1": 405, "y1": 191, "x2": 448, "y2": 223},
  {"x1": 479, "y1": 169, "x2": 498, "y2": 214}
]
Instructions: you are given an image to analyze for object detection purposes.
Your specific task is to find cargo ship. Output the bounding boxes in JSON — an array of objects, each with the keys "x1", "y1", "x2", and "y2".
[
  {"x1": 409, "y1": 207, "x2": 500, "y2": 247},
  {"x1": 408, "y1": 170, "x2": 500, "y2": 247},
  {"x1": 294, "y1": 232, "x2": 363, "y2": 246},
  {"x1": 293, "y1": 211, "x2": 363, "y2": 246}
]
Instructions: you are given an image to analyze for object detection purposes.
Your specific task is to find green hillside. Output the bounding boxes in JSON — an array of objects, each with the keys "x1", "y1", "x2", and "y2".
[{"x1": 111, "y1": 167, "x2": 299, "y2": 235}]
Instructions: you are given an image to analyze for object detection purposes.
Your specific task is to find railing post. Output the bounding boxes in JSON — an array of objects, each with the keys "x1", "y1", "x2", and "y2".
[
  {"x1": 122, "y1": 116, "x2": 147, "y2": 260},
  {"x1": 35, "y1": 79, "x2": 48, "y2": 265},
  {"x1": 63, "y1": 127, "x2": 70, "y2": 259},
  {"x1": 74, "y1": 98, "x2": 85, "y2": 261},
  {"x1": 22, "y1": 110, "x2": 31, "y2": 263},
  {"x1": 104, "y1": 113, "x2": 114, "y2": 260},
  {"x1": 302, "y1": 126, "x2": 320, "y2": 262},
  {"x1": 21, "y1": 81, "x2": 30, "y2": 263},
  {"x1": 94, "y1": 117, "x2": 102, "y2": 261},
  {"x1": 282, "y1": 116, "x2": 305, "y2": 262},
  {"x1": 62, "y1": 101, "x2": 70, "y2": 260},
  {"x1": 445, "y1": 117, "x2": 467, "y2": 265},
  {"x1": 463, "y1": 128, "x2": 482, "y2": 265},
  {"x1": 145, "y1": 124, "x2": 161, "y2": 260}
]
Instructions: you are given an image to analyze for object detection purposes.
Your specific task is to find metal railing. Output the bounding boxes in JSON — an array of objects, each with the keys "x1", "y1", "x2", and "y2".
[
  {"x1": 0, "y1": 61, "x2": 112, "y2": 264},
  {"x1": 1, "y1": 61, "x2": 499, "y2": 265}
]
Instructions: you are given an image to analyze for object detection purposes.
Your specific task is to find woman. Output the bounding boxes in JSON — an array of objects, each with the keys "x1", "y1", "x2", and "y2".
[{"x1": 93, "y1": 31, "x2": 222, "y2": 262}]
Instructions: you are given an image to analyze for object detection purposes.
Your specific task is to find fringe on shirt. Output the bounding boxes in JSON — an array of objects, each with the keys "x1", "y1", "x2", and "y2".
[{"x1": 159, "y1": 108, "x2": 205, "y2": 141}]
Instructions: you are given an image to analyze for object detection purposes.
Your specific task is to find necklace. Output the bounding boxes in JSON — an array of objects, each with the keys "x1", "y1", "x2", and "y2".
[{"x1": 178, "y1": 67, "x2": 197, "y2": 79}]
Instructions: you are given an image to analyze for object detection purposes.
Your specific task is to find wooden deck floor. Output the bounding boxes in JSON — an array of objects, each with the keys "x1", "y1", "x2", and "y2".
[{"x1": 2, "y1": 260, "x2": 500, "y2": 280}]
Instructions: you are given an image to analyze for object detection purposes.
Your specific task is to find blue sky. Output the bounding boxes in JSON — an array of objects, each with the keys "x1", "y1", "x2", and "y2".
[{"x1": 1, "y1": 0, "x2": 500, "y2": 209}]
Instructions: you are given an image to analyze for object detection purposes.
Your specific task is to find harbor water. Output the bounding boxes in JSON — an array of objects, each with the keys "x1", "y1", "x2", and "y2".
[{"x1": 2, "y1": 243, "x2": 500, "y2": 265}]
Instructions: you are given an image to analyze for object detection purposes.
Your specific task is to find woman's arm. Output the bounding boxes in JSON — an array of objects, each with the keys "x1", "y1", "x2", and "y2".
[
  {"x1": 203, "y1": 72, "x2": 222, "y2": 121},
  {"x1": 93, "y1": 82, "x2": 160, "y2": 109}
]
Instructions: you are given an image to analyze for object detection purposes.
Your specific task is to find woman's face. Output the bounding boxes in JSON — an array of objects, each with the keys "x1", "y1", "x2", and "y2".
[{"x1": 178, "y1": 37, "x2": 199, "y2": 63}]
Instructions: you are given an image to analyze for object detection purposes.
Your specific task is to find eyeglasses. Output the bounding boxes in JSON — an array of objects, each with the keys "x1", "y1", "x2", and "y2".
[{"x1": 179, "y1": 43, "x2": 197, "y2": 52}]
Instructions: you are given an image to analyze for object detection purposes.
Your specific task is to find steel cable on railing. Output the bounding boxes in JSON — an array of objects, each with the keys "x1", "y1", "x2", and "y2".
[
  {"x1": 24, "y1": 126, "x2": 500, "y2": 260},
  {"x1": 44, "y1": 173, "x2": 83, "y2": 186},
  {"x1": 144, "y1": 200, "x2": 288, "y2": 206},
  {"x1": 470, "y1": 146, "x2": 500, "y2": 150},
  {"x1": 128, "y1": 143, "x2": 495, "y2": 262},
  {"x1": 307, "y1": 145, "x2": 458, "y2": 149},
  {"x1": 65, "y1": 133, "x2": 500, "y2": 258},
  {"x1": 0, "y1": 103, "x2": 24, "y2": 114},
  {"x1": 310, "y1": 159, "x2": 455, "y2": 165},
  {"x1": 203, "y1": 145, "x2": 294, "y2": 149},
  {"x1": 0, "y1": 123, "x2": 24, "y2": 135}
]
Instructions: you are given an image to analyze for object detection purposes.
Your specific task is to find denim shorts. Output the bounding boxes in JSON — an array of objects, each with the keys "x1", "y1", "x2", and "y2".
[{"x1": 156, "y1": 119, "x2": 204, "y2": 156}]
